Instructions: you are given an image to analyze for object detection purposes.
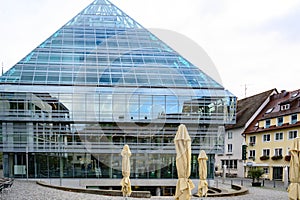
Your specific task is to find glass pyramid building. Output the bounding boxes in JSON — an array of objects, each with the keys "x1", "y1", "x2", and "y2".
[
  {"x1": 0, "y1": 0, "x2": 221, "y2": 89},
  {"x1": 0, "y1": 0, "x2": 236, "y2": 184}
]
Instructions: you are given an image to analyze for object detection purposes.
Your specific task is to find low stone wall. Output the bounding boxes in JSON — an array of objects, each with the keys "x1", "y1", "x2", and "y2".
[
  {"x1": 36, "y1": 181, "x2": 151, "y2": 198},
  {"x1": 207, "y1": 184, "x2": 248, "y2": 197}
]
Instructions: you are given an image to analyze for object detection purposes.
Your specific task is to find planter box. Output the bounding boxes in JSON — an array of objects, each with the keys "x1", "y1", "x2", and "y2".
[
  {"x1": 271, "y1": 155, "x2": 283, "y2": 160},
  {"x1": 260, "y1": 156, "x2": 270, "y2": 160},
  {"x1": 285, "y1": 155, "x2": 291, "y2": 161},
  {"x1": 252, "y1": 182, "x2": 262, "y2": 187}
]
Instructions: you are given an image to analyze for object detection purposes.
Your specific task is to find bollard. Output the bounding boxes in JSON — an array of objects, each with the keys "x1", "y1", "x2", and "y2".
[
  {"x1": 241, "y1": 179, "x2": 243, "y2": 186},
  {"x1": 262, "y1": 178, "x2": 264, "y2": 187},
  {"x1": 216, "y1": 180, "x2": 218, "y2": 188},
  {"x1": 273, "y1": 179, "x2": 276, "y2": 188},
  {"x1": 231, "y1": 179, "x2": 233, "y2": 186},
  {"x1": 222, "y1": 165, "x2": 226, "y2": 184},
  {"x1": 156, "y1": 187, "x2": 161, "y2": 196}
]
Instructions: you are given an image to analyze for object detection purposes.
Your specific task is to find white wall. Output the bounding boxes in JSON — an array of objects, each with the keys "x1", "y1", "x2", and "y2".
[{"x1": 215, "y1": 127, "x2": 245, "y2": 177}]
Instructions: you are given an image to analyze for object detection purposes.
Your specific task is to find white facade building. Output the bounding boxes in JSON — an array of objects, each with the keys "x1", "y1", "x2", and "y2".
[{"x1": 215, "y1": 89, "x2": 277, "y2": 178}]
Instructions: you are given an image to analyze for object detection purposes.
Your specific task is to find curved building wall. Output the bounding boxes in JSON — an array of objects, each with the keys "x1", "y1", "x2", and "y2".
[{"x1": 0, "y1": 85, "x2": 235, "y2": 178}]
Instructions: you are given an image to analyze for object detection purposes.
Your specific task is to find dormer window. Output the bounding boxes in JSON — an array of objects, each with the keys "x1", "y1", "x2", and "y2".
[{"x1": 281, "y1": 104, "x2": 290, "y2": 110}]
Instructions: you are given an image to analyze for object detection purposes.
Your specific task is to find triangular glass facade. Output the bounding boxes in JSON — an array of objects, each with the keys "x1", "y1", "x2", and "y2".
[{"x1": 0, "y1": 0, "x2": 222, "y2": 89}]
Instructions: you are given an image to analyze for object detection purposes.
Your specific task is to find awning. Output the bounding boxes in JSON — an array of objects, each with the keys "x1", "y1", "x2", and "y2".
[
  {"x1": 272, "y1": 164, "x2": 289, "y2": 167},
  {"x1": 244, "y1": 162, "x2": 289, "y2": 167},
  {"x1": 244, "y1": 162, "x2": 269, "y2": 167}
]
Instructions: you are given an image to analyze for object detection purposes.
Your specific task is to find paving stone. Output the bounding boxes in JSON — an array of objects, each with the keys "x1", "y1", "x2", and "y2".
[{"x1": 2, "y1": 179, "x2": 288, "y2": 200}]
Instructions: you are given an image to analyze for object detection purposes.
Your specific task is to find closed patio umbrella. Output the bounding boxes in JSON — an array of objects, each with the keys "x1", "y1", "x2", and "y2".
[
  {"x1": 288, "y1": 137, "x2": 300, "y2": 200},
  {"x1": 120, "y1": 144, "x2": 132, "y2": 198},
  {"x1": 197, "y1": 150, "x2": 208, "y2": 197},
  {"x1": 174, "y1": 124, "x2": 195, "y2": 200}
]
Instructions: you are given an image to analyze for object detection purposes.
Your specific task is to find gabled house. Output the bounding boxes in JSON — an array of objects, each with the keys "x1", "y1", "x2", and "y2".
[
  {"x1": 243, "y1": 89, "x2": 300, "y2": 181},
  {"x1": 215, "y1": 89, "x2": 277, "y2": 177}
]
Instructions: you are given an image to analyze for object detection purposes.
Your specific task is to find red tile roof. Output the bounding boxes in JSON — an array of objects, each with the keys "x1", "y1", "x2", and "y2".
[
  {"x1": 226, "y1": 88, "x2": 277, "y2": 130},
  {"x1": 244, "y1": 89, "x2": 300, "y2": 134}
]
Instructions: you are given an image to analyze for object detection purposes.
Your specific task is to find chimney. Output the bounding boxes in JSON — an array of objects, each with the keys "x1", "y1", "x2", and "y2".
[{"x1": 280, "y1": 90, "x2": 288, "y2": 97}]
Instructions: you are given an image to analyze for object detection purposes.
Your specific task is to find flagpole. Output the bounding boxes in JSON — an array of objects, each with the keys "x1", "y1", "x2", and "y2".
[{"x1": 1, "y1": 62, "x2": 3, "y2": 76}]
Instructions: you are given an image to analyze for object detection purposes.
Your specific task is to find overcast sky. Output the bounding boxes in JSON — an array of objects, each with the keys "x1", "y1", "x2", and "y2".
[{"x1": 1, "y1": 0, "x2": 300, "y2": 99}]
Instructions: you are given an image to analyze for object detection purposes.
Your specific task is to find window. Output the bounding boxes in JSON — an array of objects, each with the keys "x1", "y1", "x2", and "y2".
[
  {"x1": 263, "y1": 149, "x2": 270, "y2": 156},
  {"x1": 289, "y1": 130, "x2": 298, "y2": 139},
  {"x1": 249, "y1": 136, "x2": 256, "y2": 145},
  {"x1": 291, "y1": 114, "x2": 298, "y2": 124},
  {"x1": 281, "y1": 104, "x2": 290, "y2": 110},
  {"x1": 274, "y1": 148, "x2": 282, "y2": 156},
  {"x1": 249, "y1": 150, "x2": 255, "y2": 158},
  {"x1": 275, "y1": 132, "x2": 283, "y2": 141},
  {"x1": 227, "y1": 144, "x2": 232, "y2": 153},
  {"x1": 263, "y1": 167, "x2": 269, "y2": 174},
  {"x1": 221, "y1": 159, "x2": 237, "y2": 169},
  {"x1": 263, "y1": 134, "x2": 270, "y2": 142},
  {"x1": 265, "y1": 119, "x2": 270, "y2": 128},
  {"x1": 277, "y1": 116, "x2": 283, "y2": 126},
  {"x1": 228, "y1": 131, "x2": 232, "y2": 139}
]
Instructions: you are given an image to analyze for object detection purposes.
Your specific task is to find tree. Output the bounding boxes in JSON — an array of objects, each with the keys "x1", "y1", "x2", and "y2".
[{"x1": 247, "y1": 168, "x2": 264, "y2": 186}]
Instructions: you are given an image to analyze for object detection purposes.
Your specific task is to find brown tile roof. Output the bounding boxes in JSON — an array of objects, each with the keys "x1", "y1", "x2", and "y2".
[
  {"x1": 244, "y1": 89, "x2": 300, "y2": 134},
  {"x1": 226, "y1": 89, "x2": 277, "y2": 130}
]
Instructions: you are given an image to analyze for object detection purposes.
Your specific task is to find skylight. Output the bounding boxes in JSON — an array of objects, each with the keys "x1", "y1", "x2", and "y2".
[
  {"x1": 265, "y1": 107, "x2": 273, "y2": 114},
  {"x1": 292, "y1": 92, "x2": 299, "y2": 98}
]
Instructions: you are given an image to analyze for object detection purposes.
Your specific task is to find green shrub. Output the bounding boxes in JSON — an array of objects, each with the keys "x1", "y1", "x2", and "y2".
[{"x1": 248, "y1": 168, "x2": 264, "y2": 182}]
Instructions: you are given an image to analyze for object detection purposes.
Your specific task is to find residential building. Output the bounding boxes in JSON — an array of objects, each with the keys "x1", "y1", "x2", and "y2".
[
  {"x1": 215, "y1": 89, "x2": 277, "y2": 177},
  {"x1": 243, "y1": 89, "x2": 300, "y2": 181},
  {"x1": 0, "y1": 0, "x2": 236, "y2": 187}
]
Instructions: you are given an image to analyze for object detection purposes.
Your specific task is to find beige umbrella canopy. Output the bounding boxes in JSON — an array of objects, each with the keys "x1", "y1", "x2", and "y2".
[
  {"x1": 288, "y1": 137, "x2": 300, "y2": 200},
  {"x1": 174, "y1": 124, "x2": 195, "y2": 200},
  {"x1": 197, "y1": 150, "x2": 208, "y2": 197},
  {"x1": 120, "y1": 144, "x2": 132, "y2": 197}
]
